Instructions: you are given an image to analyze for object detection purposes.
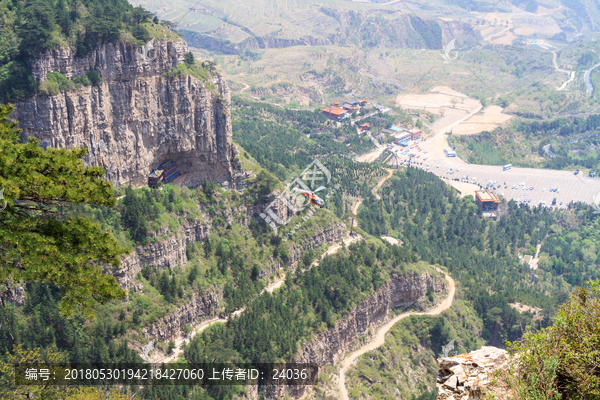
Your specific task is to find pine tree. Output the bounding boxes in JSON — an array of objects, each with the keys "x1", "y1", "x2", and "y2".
[{"x1": 0, "y1": 105, "x2": 129, "y2": 318}]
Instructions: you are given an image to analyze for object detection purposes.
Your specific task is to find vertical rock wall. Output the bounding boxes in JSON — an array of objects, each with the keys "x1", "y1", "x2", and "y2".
[{"x1": 12, "y1": 39, "x2": 233, "y2": 188}]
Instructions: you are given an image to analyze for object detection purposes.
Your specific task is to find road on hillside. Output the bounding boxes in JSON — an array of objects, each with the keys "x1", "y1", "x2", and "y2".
[
  {"x1": 144, "y1": 234, "x2": 363, "y2": 364},
  {"x1": 371, "y1": 103, "x2": 600, "y2": 205},
  {"x1": 584, "y1": 62, "x2": 600, "y2": 94},
  {"x1": 351, "y1": 168, "x2": 394, "y2": 216},
  {"x1": 552, "y1": 50, "x2": 575, "y2": 91},
  {"x1": 338, "y1": 268, "x2": 455, "y2": 400}
]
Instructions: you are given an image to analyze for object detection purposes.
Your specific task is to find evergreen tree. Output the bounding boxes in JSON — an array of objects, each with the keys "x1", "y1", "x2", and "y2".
[{"x1": 0, "y1": 105, "x2": 129, "y2": 318}]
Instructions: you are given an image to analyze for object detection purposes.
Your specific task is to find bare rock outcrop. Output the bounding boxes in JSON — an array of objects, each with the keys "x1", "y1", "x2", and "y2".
[
  {"x1": 140, "y1": 290, "x2": 221, "y2": 343},
  {"x1": 437, "y1": 346, "x2": 511, "y2": 400},
  {"x1": 12, "y1": 39, "x2": 234, "y2": 188}
]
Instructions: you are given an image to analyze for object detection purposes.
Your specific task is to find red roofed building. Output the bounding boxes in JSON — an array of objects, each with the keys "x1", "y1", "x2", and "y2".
[
  {"x1": 321, "y1": 105, "x2": 347, "y2": 121},
  {"x1": 359, "y1": 122, "x2": 371, "y2": 131},
  {"x1": 409, "y1": 128, "x2": 423, "y2": 140}
]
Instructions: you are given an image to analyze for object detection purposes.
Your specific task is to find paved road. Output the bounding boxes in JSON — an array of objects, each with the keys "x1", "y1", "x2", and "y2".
[
  {"x1": 338, "y1": 268, "x2": 455, "y2": 400},
  {"x1": 584, "y1": 62, "x2": 600, "y2": 94},
  {"x1": 384, "y1": 113, "x2": 600, "y2": 207}
]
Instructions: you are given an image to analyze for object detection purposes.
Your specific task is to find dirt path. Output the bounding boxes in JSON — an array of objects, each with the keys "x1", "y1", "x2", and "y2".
[
  {"x1": 145, "y1": 238, "x2": 361, "y2": 364},
  {"x1": 350, "y1": 169, "x2": 393, "y2": 226},
  {"x1": 351, "y1": 199, "x2": 363, "y2": 215},
  {"x1": 552, "y1": 51, "x2": 576, "y2": 91},
  {"x1": 373, "y1": 169, "x2": 393, "y2": 200},
  {"x1": 529, "y1": 243, "x2": 542, "y2": 270},
  {"x1": 338, "y1": 268, "x2": 455, "y2": 400},
  {"x1": 311, "y1": 235, "x2": 364, "y2": 267},
  {"x1": 148, "y1": 316, "x2": 226, "y2": 364},
  {"x1": 146, "y1": 268, "x2": 287, "y2": 363}
]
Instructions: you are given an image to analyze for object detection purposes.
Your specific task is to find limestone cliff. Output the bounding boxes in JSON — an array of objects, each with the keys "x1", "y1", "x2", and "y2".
[
  {"x1": 114, "y1": 188, "x2": 346, "y2": 343},
  {"x1": 294, "y1": 271, "x2": 446, "y2": 365},
  {"x1": 12, "y1": 38, "x2": 234, "y2": 188},
  {"x1": 254, "y1": 269, "x2": 447, "y2": 399}
]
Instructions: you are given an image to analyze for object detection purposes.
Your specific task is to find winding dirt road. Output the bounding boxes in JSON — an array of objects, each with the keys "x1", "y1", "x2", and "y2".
[
  {"x1": 338, "y1": 268, "x2": 455, "y2": 400},
  {"x1": 552, "y1": 51, "x2": 575, "y2": 91},
  {"x1": 373, "y1": 168, "x2": 393, "y2": 200},
  {"x1": 351, "y1": 168, "x2": 394, "y2": 217}
]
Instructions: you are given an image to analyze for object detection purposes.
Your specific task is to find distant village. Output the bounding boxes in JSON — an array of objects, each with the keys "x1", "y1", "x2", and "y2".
[
  {"x1": 320, "y1": 98, "x2": 375, "y2": 122},
  {"x1": 321, "y1": 98, "x2": 423, "y2": 147}
]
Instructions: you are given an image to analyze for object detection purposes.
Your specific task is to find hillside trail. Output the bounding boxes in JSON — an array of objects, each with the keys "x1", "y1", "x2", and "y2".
[
  {"x1": 373, "y1": 168, "x2": 393, "y2": 200},
  {"x1": 148, "y1": 267, "x2": 288, "y2": 364},
  {"x1": 528, "y1": 243, "x2": 542, "y2": 270},
  {"x1": 552, "y1": 50, "x2": 575, "y2": 91},
  {"x1": 147, "y1": 234, "x2": 363, "y2": 364},
  {"x1": 351, "y1": 168, "x2": 393, "y2": 218},
  {"x1": 338, "y1": 268, "x2": 455, "y2": 400}
]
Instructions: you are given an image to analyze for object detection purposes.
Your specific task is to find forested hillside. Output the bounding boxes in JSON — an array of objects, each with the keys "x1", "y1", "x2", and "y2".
[
  {"x1": 357, "y1": 168, "x2": 600, "y2": 343},
  {"x1": 449, "y1": 113, "x2": 600, "y2": 171},
  {"x1": 3, "y1": 85, "x2": 600, "y2": 399},
  {"x1": 0, "y1": 0, "x2": 164, "y2": 102}
]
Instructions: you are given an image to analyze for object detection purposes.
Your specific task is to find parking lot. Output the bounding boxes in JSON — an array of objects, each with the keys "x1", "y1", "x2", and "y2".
[{"x1": 384, "y1": 132, "x2": 600, "y2": 208}]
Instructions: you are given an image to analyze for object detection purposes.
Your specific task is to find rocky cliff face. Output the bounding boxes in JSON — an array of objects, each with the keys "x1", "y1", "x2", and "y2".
[
  {"x1": 114, "y1": 186, "x2": 346, "y2": 343},
  {"x1": 12, "y1": 38, "x2": 234, "y2": 188},
  {"x1": 294, "y1": 271, "x2": 446, "y2": 366},
  {"x1": 254, "y1": 270, "x2": 447, "y2": 399}
]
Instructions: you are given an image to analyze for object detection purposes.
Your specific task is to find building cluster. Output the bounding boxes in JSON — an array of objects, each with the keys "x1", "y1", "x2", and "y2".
[
  {"x1": 381, "y1": 125, "x2": 423, "y2": 146},
  {"x1": 321, "y1": 99, "x2": 373, "y2": 121}
]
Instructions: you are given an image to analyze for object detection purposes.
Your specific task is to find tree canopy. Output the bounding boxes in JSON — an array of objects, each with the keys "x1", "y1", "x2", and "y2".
[{"x1": 0, "y1": 104, "x2": 129, "y2": 317}]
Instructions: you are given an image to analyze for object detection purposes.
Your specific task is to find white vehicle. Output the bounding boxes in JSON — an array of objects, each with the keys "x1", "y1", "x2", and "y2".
[
  {"x1": 542, "y1": 188, "x2": 545, "y2": 192},
  {"x1": 557, "y1": 189, "x2": 560, "y2": 193},
  {"x1": 524, "y1": 192, "x2": 527, "y2": 196},
  {"x1": 424, "y1": 156, "x2": 428, "y2": 160},
  {"x1": 437, "y1": 165, "x2": 439, "y2": 168},
  {"x1": 503, "y1": 164, "x2": 512, "y2": 171}
]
